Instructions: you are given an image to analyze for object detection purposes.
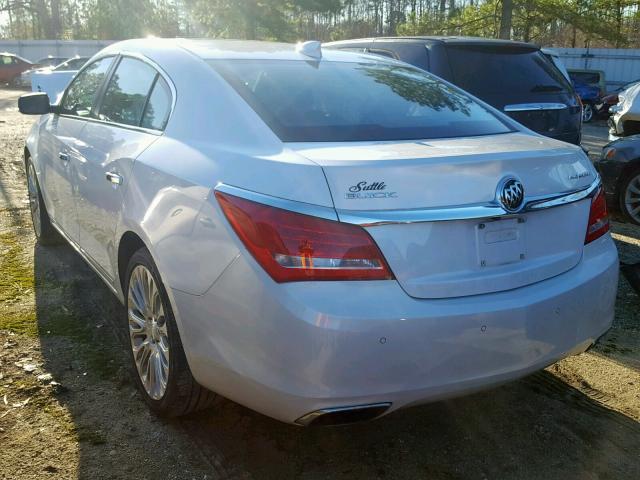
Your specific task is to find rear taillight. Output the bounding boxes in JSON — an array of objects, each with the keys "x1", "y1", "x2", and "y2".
[
  {"x1": 585, "y1": 187, "x2": 609, "y2": 244},
  {"x1": 215, "y1": 191, "x2": 394, "y2": 282}
]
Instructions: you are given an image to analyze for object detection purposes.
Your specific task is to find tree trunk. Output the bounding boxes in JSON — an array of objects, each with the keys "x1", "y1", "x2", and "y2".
[{"x1": 499, "y1": 0, "x2": 513, "y2": 40}]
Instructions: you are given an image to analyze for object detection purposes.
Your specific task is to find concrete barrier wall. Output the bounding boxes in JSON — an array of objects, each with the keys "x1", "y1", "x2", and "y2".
[{"x1": 0, "y1": 40, "x2": 115, "y2": 62}]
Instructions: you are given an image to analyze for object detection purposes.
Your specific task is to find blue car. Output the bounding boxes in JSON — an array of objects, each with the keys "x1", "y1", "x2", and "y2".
[{"x1": 573, "y1": 81, "x2": 601, "y2": 122}]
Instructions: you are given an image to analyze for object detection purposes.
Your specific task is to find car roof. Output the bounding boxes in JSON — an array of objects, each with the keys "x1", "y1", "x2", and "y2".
[
  {"x1": 327, "y1": 36, "x2": 538, "y2": 50},
  {"x1": 0, "y1": 52, "x2": 32, "y2": 62},
  {"x1": 102, "y1": 38, "x2": 390, "y2": 63}
]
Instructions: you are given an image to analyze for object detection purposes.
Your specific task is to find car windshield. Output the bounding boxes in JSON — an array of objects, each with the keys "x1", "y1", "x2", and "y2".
[
  {"x1": 208, "y1": 59, "x2": 513, "y2": 142},
  {"x1": 37, "y1": 57, "x2": 64, "y2": 67},
  {"x1": 446, "y1": 46, "x2": 572, "y2": 95}
]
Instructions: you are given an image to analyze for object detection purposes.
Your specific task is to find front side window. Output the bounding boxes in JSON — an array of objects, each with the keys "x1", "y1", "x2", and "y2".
[
  {"x1": 60, "y1": 56, "x2": 114, "y2": 117},
  {"x1": 210, "y1": 59, "x2": 512, "y2": 142},
  {"x1": 98, "y1": 57, "x2": 157, "y2": 127}
]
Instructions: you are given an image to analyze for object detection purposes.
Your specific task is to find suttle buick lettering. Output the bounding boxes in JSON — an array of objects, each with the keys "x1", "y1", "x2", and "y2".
[
  {"x1": 18, "y1": 39, "x2": 618, "y2": 426},
  {"x1": 346, "y1": 181, "x2": 397, "y2": 199}
]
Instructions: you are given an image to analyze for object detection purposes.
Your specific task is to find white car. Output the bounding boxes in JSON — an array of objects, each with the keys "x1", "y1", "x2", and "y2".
[
  {"x1": 609, "y1": 82, "x2": 640, "y2": 138},
  {"x1": 15, "y1": 56, "x2": 69, "y2": 87},
  {"x1": 30, "y1": 56, "x2": 89, "y2": 104},
  {"x1": 18, "y1": 39, "x2": 618, "y2": 425}
]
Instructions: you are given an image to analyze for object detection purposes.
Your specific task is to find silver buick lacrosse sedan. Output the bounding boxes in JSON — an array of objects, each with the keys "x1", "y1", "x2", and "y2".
[{"x1": 19, "y1": 39, "x2": 618, "y2": 425}]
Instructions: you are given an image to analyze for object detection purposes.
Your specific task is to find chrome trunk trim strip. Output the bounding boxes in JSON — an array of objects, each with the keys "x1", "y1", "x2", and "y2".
[
  {"x1": 215, "y1": 179, "x2": 600, "y2": 227},
  {"x1": 504, "y1": 103, "x2": 568, "y2": 112},
  {"x1": 336, "y1": 179, "x2": 601, "y2": 227}
]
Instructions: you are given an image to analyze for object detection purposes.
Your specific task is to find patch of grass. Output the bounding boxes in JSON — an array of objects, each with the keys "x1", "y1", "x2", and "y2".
[
  {"x1": 0, "y1": 232, "x2": 34, "y2": 303},
  {"x1": 77, "y1": 427, "x2": 107, "y2": 445},
  {"x1": 0, "y1": 310, "x2": 37, "y2": 336},
  {"x1": 41, "y1": 308, "x2": 121, "y2": 379},
  {"x1": 43, "y1": 404, "x2": 78, "y2": 438}
]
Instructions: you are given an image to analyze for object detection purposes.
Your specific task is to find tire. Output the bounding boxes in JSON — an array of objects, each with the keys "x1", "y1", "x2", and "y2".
[
  {"x1": 125, "y1": 247, "x2": 218, "y2": 417},
  {"x1": 26, "y1": 158, "x2": 60, "y2": 245},
  {"x1": 582, "y1": 103, "x2": 594, "y2": 123},
  {"x1": 619, "y1": 169, "x2": 640, "y2": 225}
]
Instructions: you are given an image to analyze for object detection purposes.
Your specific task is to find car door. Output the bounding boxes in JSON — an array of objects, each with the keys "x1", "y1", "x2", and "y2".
[
  {"x1": 38, "y1": 56, "x2": 115, "y2": 242},
  {"x1": 73, "y1": 56, "x2": 172, "y2": 281}
]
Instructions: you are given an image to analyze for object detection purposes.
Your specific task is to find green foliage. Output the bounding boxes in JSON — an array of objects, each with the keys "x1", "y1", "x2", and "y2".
[{"x1": 1, "y1": 1, "x2": 640, "y2": 50}]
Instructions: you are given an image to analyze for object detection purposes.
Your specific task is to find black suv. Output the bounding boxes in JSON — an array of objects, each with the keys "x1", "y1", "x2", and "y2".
[{"x1": 325, "y1": 37, "x2": 582, "y2": 145}]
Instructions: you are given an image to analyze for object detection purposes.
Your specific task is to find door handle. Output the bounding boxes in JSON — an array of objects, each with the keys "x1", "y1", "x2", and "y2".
[
  {"x1": 58, "y1": 152, "x2": 69, "y2": 162},
  {"x1": 105, "y1": 172, "x2": 123, "y2": 185}
]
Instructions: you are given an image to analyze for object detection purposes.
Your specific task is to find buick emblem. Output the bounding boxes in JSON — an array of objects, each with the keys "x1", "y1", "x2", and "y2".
[{"x1": 499, "y1": 177, "x2": 525, "y2": 212}]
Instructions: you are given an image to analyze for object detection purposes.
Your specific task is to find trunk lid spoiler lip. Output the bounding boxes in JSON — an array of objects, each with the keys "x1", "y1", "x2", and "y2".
[{"x1": 215, "y1": 177, "x2": 600, "y2": 227}]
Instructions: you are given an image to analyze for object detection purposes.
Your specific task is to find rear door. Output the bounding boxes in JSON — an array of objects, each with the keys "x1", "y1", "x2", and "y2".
[
  {"x1": 444, "y1": 44, "x2": 581, "y2": 144},
  {"x1": 39, "y1": 56, "x2": 115, "y2": 241},
  {"x1": 73, "y1": 56, "x2": 171, "y2": 280}
]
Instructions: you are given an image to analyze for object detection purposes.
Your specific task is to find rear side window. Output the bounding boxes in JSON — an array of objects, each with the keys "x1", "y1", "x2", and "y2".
[
  {"x1": 141, "y1": 77, "x2": 171, "y2": 130},
  {"x1": 446, "y1": 46, "x2": 572, "y2": 96},
  {"x1": 99, "y1": 57, "x2": 158, "y2": 126},
  {"x1": 60, "y1": 56, "x2": 114, "y2": 117},
  {"x1": 210, "y1": 59, "x2": 512, "y2": 142}
]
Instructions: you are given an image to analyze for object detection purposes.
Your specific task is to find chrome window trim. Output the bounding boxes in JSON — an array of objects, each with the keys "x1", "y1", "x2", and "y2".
[
  {"x1": 215, "y1": 178, "x2": 600, "y2": 227},
  {"x1": 214, "y1": 183, "x2": 339, "y2": 221},
  {"x1": 504, "y1": 103, "x2": 568, "y2": 112},
  {"x1": 57, "y1": 51, "x2": 177, "y2": 135}
]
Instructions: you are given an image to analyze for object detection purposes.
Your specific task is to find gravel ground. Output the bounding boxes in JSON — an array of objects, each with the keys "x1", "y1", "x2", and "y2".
[{"x1": 0, "y1": 88, "x2": 639, "y2": 480}]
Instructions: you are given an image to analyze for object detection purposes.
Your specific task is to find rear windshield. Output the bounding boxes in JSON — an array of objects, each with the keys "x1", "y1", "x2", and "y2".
[
  {"x1": 446, "y1": 46, "x2": 572, "y2": 96},
  {"x1": 569, "y1": 71, "x2": 601, "y2": 85},
  {"x1": 208, "y1": 59, "x2": 513, "y2": 142}
]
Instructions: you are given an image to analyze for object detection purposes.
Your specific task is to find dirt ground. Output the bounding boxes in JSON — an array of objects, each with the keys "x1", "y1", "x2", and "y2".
[{"x1": 0, "y1": 87, "x2": 638, "y2": 480}]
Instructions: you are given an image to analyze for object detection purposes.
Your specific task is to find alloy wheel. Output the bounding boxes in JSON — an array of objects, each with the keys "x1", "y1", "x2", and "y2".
[
  {"x1": 128, "y1": 265, "x2": 170, "y2": 400},
  {"x1": 582, "y1": 104, "x2": 594, "y2": 123},
  {"x1": 624, "y1": 173, "x2": 640, "y2": 224},
  {"x1": 26, "y1": 163, "x2": 42, "y2": 237}
]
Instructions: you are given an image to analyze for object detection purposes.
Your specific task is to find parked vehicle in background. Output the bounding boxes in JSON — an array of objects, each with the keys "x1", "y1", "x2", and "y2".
[
  {"x1": 325, "y1": 37, "x2": 582, "y2": 145},
  {"x1": 30, "y1": 56, "x2": 90, "y2": 103},
  {"x1": 598, "y1": 78, "x2": 640, "y2": 118},
  {"x1": 18, "y1": 39, "x2": 617, "y2": 425},
  {"x1": 35, "y1": 56, "x2": 69, "y2": 68},
  {"x1": 573, "y1": 81, "x2": 601, "y2": 123},
  {"x1": 541, "y1": 48, "x2": 570, "y2": 82},
  {"x1": 596, "y1": 136, "x2": 640, "y2": 225},
  {"x1": 609, "y1": 82, "x2": 640, "y2": 138},
  {"x1": 16, "y1": 56, "x2": 73, "y2": 88},
  {"x1": 0, "y1": 52, "x2": 34, "y2": 84},
  {"x1": 568, "y1": 69, "x2": 607, "y2": 97}
]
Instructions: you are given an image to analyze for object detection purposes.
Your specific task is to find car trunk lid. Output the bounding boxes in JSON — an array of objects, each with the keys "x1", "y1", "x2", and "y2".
[{"x1": 288, "y1": 132, "x2": 596, "y2": 298}]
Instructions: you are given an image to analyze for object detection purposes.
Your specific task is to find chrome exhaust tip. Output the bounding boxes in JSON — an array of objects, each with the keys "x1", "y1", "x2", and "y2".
[{"x1": 295, "y1": 402, "x2": 391, "y2": 427}]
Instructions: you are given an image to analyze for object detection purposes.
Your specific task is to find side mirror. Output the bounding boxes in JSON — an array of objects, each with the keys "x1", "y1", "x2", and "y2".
[{"x1": 18, "y1": 92, "x2": 52, "y2": 115}]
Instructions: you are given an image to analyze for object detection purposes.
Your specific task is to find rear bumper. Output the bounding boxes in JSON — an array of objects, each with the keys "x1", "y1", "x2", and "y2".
[
  {"x1": 546, "y1": 129, "x2": 581, "y2": 145},
  {"x1": 171, "y1": 234, "x2": 618, "y2": 423}
]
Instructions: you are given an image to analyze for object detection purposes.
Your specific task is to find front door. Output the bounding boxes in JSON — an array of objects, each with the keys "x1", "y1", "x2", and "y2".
[
  {"x1": 74, "y1": 56, "x2": 171, "y2": 280},
  {"x1": 38, "y1": 115, "x2": 86, "y2": 241},
  {"x1": 48, "y1": 56, "x2": 116, "y2": 244}
]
